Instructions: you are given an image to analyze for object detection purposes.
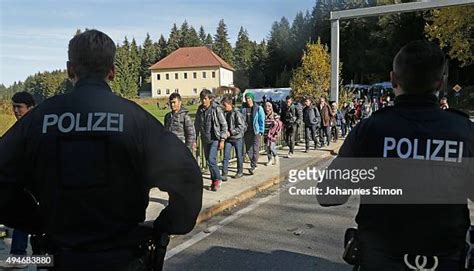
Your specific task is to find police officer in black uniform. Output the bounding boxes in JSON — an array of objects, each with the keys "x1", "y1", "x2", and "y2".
[
  {"x1": 317, "y1": 40, "x2": 474, "y2": 270},
  {"x1": 0, "y1": 29, "x2": 203, "y2": 270}
]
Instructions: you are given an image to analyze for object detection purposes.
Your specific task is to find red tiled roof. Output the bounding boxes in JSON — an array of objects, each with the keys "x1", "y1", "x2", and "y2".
[{"x1": 149, "y1": 46, "x2": 235, "y2": 71}]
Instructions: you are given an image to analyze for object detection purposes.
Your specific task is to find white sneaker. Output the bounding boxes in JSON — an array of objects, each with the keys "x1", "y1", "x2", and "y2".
[{"x1": 287, "y1": 153, "x2": 292, "y2": 158}]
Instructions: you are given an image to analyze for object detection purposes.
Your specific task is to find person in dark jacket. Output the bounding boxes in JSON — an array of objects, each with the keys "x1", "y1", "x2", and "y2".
[
  {"x1": 302, "y1": 97, "x2": 321, "y2": 152},
  {"x1": 340, "y1": 102, "x2": 350, "y2": 137},
  {"x1": 319, "y1": 97, "x2": 333, "y2": 146},
  {"x1": 164, "y1": 93, "x2": 196, "y2": 150},
  {"x1": 195, "y1": 89, "x2": 228, "y2": 191},
  {"x1": 0, "y1": 92, "x2": 36, "y2": 269},
  {"x1": 221, "y1": 96, "x2": 246, "y2": 181},
  {"x1": 221, "y1": 96, "x2": 246, "y2": 180},
  {"x1": 241, "y1": 92, "x2": 265, "y2": 175},
  {"x1": 294, "y1": 101, "x2": 303, "y2": 146},
  {"x1": 0, "y1": 30, "x2": 203, "y2": 271},
  {"x1": 282, "y1": 96, "x2": 298, "y2": 158},
  {"x1": 317, "y1": 40, "x2": 474, "y2": 271}
]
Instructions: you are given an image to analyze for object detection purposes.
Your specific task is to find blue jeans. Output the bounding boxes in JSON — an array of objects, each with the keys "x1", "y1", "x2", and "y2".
[
  {"x1": 203, "y1": 140, "x2": 221, "y2": 181},
  {"x1": 266, "y1": 141, "x2": 277, "y2": 160},
  {"x1": 10, "y1": 229, "x2": 28, "y2": 255},
  {"x1": 222, "y1": 138, "x2": 243, "y2": 175}
]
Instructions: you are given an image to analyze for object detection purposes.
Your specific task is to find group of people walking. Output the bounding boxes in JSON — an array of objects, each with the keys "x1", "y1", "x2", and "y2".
[
  {"x1": 164, "y1": 90, "x2": 351, "y2": 192},
  {"x1": 164, "y1": 90, "x2": 282, "y2": 192}
]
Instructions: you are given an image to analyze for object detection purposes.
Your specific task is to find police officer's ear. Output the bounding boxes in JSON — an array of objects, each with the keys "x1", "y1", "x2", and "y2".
[
  {"x1": 107, "y1": 66, "x2": 116, "y2": 82},
  {"x1": 66, "y1": 61, "x2": 76, "y2": 81},
  {"x1": 390, "y1": 71, "x2": 399, "y2": 89}
]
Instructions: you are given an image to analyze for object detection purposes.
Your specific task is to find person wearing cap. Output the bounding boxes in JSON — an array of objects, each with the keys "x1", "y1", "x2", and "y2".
[{"x1": 241, "y1": 92, "x2": 265, "y2": 175}]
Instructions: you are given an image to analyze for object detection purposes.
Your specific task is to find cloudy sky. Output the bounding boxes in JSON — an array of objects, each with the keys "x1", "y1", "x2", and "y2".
[{"x1": 0, "y1": 0, "x2": 316, "y2": 86}]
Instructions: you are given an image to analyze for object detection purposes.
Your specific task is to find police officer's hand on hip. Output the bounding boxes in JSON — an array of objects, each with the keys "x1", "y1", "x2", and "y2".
[
  {"x1": 317, "y1": 40, "x2": 474, "y2": 271},
  {"x1": 0, "y1": 29, "x2": 203, "y2": 271}
]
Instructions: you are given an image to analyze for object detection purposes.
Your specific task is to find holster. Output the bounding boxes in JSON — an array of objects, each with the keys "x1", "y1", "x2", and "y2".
[
  {"x1": 343, "y1": 228, "x2": 360, "y2": 266},
  {"x1": 151, "y1": 232, "x2": 170, "y2": 271},
  {"x1": 465, "y1": 225, "x2": 474, "y2": 270}
]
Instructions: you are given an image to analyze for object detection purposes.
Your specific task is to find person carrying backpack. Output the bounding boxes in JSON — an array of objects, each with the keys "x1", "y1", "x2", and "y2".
[{"x1": 263, "y1": 101, "x2": 283, "y2": 166}]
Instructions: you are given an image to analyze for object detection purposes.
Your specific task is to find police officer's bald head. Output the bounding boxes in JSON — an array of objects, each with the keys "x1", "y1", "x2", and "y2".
[
  {"x1": 392, "y1": 40, "x2": 445, "y2": 94},
  {"x1": 67, "y1": 29, "x2": 116, "y2": 82}
]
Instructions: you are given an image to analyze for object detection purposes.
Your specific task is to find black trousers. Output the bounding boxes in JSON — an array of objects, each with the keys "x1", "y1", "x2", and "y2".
[
  {"x1": 304, "y1": 125, "x2": 319, "y2": 150},
  {"x1": 284, "y1": 125, "x2": 297, "y2": 153},
  {"x1": 319, "y1": 126, "x2": 331, "y2": 145}
]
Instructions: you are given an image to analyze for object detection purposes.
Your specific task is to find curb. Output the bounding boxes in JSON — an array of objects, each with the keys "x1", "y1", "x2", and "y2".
[{"x1": 196, "y1": 143, "x2": 342, "y2": 224}]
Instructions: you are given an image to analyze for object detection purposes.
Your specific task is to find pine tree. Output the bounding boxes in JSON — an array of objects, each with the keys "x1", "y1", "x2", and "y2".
[
  {"x1": 233, "y1": 27, "x2": 254, "y2": 89},
  {"x1": 234, "y1": 27, "x2": 253, "y2": 71},
  {"x1": 166, "y1": 24, "x2": 181, "y2": 55},
  {"x1": 140, "y1": 33, "x2": 157, "y2": 84},
  {"x1": 187, "y1": 26, "x2": 202, "y2": 46},
  {"x1": 129, "y1": 38, "x2": 141, "y2": 93},
  {"x1": 266, "y1": 17, "x2": 291, "y2": 86},
  {"x1": 290, "y1": 11, "x2": 310, "y2": 67},
  {"x1": 213, "y1": 19, "x2": 234, "y2": 65},
  {"x1": 249, "y1": 40, "x2": 268, "y2": 88},
  {"x1": 111, "y1": 37, "x2": 140, "y2": 98},
  {"x1": 155, "y1": 35, "x2": 167, "y2": 61},
  {"x1": 179, "y1": 20, "x2": 190, "y2": 47},
  {"x1": 199, "y1": 25, "x2": 207, "y2": 44},
  {"x1": 205, "y1": 34, "x2": 213, "y2": 46}
]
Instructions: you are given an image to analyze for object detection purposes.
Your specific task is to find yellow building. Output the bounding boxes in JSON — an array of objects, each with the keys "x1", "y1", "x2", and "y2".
[{"x1": 149, "y1": 46, "x2": 235, "y2": 98}]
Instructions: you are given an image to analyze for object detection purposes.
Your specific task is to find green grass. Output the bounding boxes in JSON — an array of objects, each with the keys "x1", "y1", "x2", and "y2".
[{"x1": 0, "y1": 99, "x2": 200, "y2": 136}]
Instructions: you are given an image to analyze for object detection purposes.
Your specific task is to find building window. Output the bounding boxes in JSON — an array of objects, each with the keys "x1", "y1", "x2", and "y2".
[
  {"x1": 202, "y1": 72, "x2": 206, "y2": 79},
  {"x1": 166, "y1": 73, "x2": 169, "y2": 80},
  {"x1": 212, "y1": 71, "x2": 216, "y2": 78},
  {"x1": 175, "y1": 73, "x2": 178, "y2": 80},
  {"x1": 157, "y1": 74, "x2": 161, "y2": 80},
  {"x1": 184, "y1": 73, "x2": 188, "y2": 79},
  {"x1": 157, "y1": 89, "x2": 161, "y2": 95},
  {"x1": 175, "y1": 88, "x2": 179, "y2": 93},
  {"x1": 166, "y1": 89, "x2": 170, "y2": 94},
  {"x1": 193, "y1": 88, "x2": 197, "y2": 94},
  {"x1": 193, "y1": 72, "x2": 197, "y2": 79}
]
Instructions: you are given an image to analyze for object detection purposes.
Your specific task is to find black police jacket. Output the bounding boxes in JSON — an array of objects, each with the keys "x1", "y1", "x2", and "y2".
[
  {"x1": 317, "y1": 94, "x2": 474, "y2": 255},
  {"x1": 0, "y1": 78, "x2": 203, "y2": 250}
]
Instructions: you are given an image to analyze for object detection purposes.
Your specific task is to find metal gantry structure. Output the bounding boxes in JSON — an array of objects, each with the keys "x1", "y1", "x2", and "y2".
[{"x1": 329, "y1": 0, "x2": 474, "y2": 104}]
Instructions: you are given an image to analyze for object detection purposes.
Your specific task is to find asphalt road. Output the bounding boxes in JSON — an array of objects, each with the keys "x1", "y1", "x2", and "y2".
[{"x1": 164, "y1": 156, "x2": 358, "y2": 271}]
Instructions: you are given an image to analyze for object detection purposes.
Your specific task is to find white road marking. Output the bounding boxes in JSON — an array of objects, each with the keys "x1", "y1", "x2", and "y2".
[
  {"x1": 165, "y1": 157, "x2": 335, "y2": 261},
  {"x1": 165, "y1": 194, "x2": 276, "y2": 260}
]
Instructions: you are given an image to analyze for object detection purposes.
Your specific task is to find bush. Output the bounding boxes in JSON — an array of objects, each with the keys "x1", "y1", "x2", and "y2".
[{"x1": 0, "y1": 100, "x2": 15, "y2": 136}]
